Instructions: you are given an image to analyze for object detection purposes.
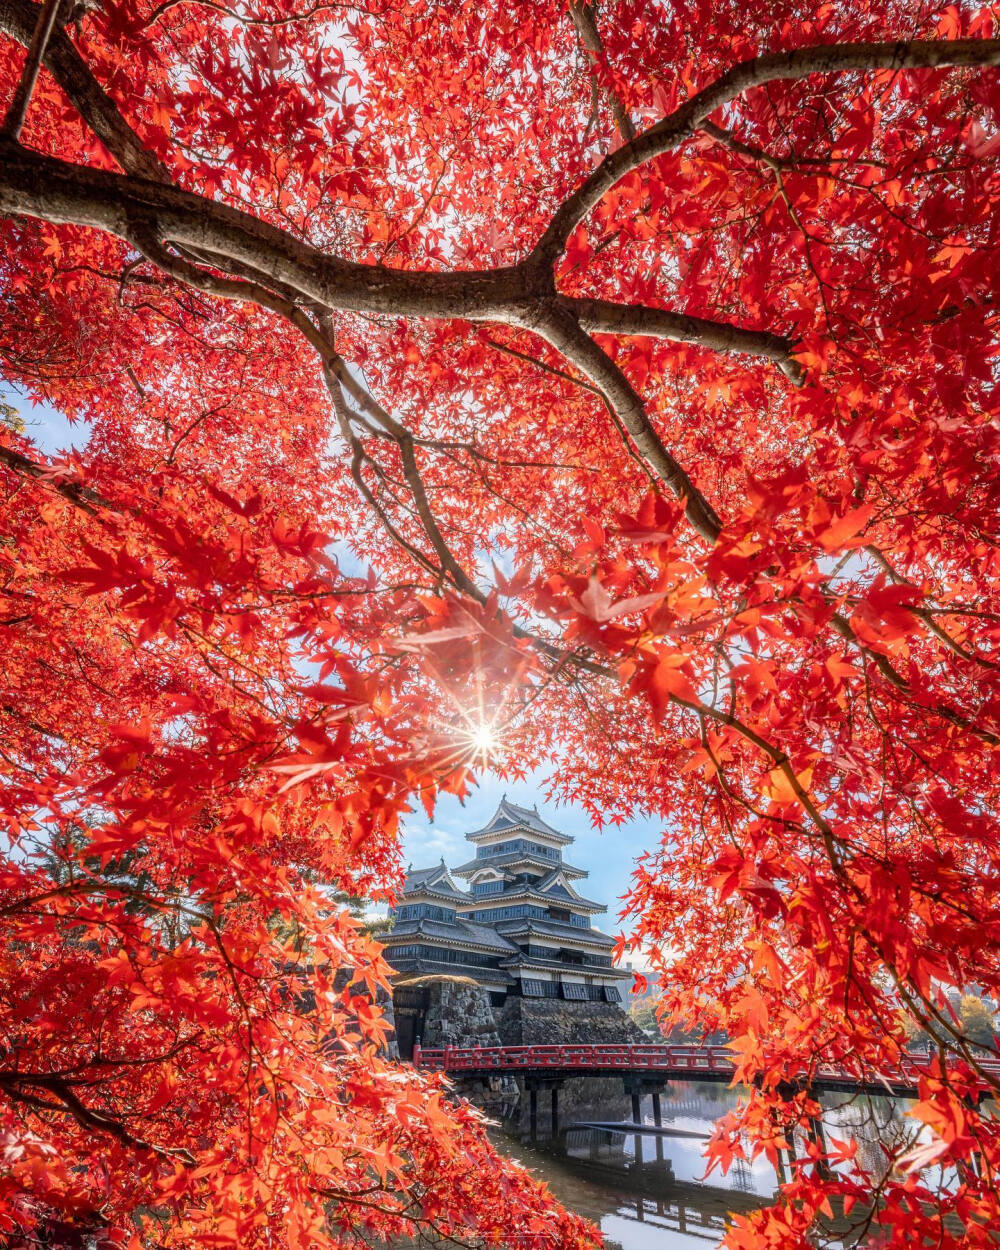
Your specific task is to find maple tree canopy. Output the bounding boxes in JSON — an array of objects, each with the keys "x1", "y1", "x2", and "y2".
[{"x1": 1, "y1": 0, "x2": 1000, "y2": 1245}]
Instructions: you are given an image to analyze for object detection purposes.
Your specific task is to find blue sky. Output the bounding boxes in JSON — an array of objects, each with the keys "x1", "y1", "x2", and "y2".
[
  {"x1": 2, "y1": 385, "x2": 87, "y2": 456},
  {"x1": 400, "y1": 769, "x2": 663, "y2": 943}
]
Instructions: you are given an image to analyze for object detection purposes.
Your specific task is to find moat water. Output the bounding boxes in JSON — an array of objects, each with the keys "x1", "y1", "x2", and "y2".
[{"x1": 487, "y1": 1081, "x2": 923, "y2": 1249}]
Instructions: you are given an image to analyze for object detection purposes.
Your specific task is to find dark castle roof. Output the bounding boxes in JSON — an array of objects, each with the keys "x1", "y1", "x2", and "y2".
[
  {"x1": 491, "y1": 918, "x2": 616, "y2": 947},
  {"x1": 499, "y1": 952, "x2": 631, "y2": 978},
  {"x1": 401, "y1": 862, "x2": 466, "y2": 900},
  {"x1": 388, "y1": 915, "x2": 518, "y2": 953},
  {"x1": 393, "y1": 960, "x2": 515, "y2": 985},
  {"x1": 451, "y1": 851, "x2": 587, "y2": 879},
  {"x1": 466, "y1": 797, "x2": 573, "y2": 844},
  {"x1": 462, "y1": 876, "x2": 606, "y2": 913}
]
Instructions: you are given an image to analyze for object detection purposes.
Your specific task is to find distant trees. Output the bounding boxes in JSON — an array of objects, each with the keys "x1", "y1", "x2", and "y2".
[
  {"x1": 628, "y1": 998, "x2": 661, "y2": 1038},
  {"x1": 959, "y1": 996, "x2": 998, "y2": 1050},
  {"x1": 901, "y1": 993, "x2": 999, "y2": 1054}
]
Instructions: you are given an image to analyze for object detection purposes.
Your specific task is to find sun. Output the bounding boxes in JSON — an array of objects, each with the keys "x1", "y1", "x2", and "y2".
[{"x1": 470, "y1": 723, "x2": 497, "y2": 755}]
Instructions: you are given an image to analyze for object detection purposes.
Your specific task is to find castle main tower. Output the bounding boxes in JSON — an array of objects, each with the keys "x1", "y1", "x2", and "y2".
[{"x1": 384, "y1": 797, "x2": 630, "y2": 1006}]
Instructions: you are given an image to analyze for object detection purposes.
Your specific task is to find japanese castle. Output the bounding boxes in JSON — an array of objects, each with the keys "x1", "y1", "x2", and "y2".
[{"x1": 384, "y1": 797, "x2": 630, "y2": 1005}]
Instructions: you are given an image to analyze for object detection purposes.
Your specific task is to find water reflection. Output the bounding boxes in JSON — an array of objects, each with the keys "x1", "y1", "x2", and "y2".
[{"x1": 489, "y1": 1081, "x2": 925, "y2": 1250}]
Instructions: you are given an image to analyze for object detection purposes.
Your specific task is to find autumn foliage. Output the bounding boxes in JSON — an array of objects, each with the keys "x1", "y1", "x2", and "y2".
[{"x1": 2, "y1": 0, "x2": 1000, "y2": 1245}]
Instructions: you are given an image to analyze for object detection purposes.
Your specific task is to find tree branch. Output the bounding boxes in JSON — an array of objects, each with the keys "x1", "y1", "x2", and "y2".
[
  {"x1": 0, "y1": 441, "x2": 111, "y2": 513},
  {"x1": 567, "y1": 0, "x2": 636, "y2": 142},
  {"x1": 561, "y1": 294, "x2": 804, "y2": 383},
  {"x1": 527, "y1": 304, "x2": 723, "y2": 540},
  {"x1": 0, "y1": 139, "x2": 805, "y2": 383},
  {"x1": 1, "y1": 0, "x2": 61, "y2": 139},
  {"x1": 533, "y1": 37, "x2": 1000, "y2": 263},
  {"x1": 0, "y1": 0, "x2": 170, "y2": 180},
  {"x1": 0, "y1": 139, "x2": 529, "y2": 319}
]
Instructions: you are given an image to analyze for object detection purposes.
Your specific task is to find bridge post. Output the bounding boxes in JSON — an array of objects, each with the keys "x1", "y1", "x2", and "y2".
[
  {"x1": 962, "y1": 1091, "x2": 986, "y2": 1178},
  {"x1": 803, "y1": 1086, "x2": 832, "y2": 1181},
  {"x1": 551, "y1": 1086, "x2": 559, "y2": 1137},
  {"x1": 630, "y1": 1091, "x2": 642, "y2": 1125},
  {"x1": 651, "y1": 1091, "x2": 662, "y2": 1126},
  {"x1": 530, "y1": 1086, "x2": 538, "y2": 1140}
]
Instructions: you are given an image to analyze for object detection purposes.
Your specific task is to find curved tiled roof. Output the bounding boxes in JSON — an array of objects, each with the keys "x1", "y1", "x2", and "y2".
[
  {"x1": 500, "y1": 953, "x2": 631, "y2": 979},
  {"x1": 384, "y1": 916, "x2": 518, "y2": 954},
  {"x1": 491, "y1": 918, "x2": 616, "y2": 947},
  {"x1": 451, "y1": 852, "x2": 587, "y2": 880},
  {"x1": 391, "y1": 960, "x2": 515, "y2": 985},
  {"x1": 461, "y1": 881, "x2": 605, "y2": 913},
  {"x1": 466, "y1": 797, "x2": 573, "y2": 844},
  {"x1": 401, "y1": 863, "x2": 467, "y2": 900}
]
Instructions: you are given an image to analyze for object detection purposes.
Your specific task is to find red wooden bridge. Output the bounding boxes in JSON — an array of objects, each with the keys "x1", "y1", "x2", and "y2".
[{"x1": 413, "y1": 1042, "x2": 1000, "y2": 1098}]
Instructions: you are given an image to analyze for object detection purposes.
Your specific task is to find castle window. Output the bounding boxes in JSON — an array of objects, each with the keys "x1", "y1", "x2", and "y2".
[
  {"x1": 471, "y1": 905, "x2": 547, "y2": 922},
  {"x1": 521, "y1": 979, "x2": 559, "y2": 997},
  {"x1": 472, "y1": 880, "x2": 504, "y2": 897},
  {"x1": 475, "y1": 839, "x2": 559, "y2": 860},
  {"x1": 389, "y1": 945, "x2": 423, "y2": 959},
  {"x1": 561, "y1": 983, "x2": 587, "y2": 1001},
  {"x1": 396, "y1": 904, "x2": 456, "y2": 922},
  {"x1": 603, "y1": 986, "x2": 622, "y2": 1003}
]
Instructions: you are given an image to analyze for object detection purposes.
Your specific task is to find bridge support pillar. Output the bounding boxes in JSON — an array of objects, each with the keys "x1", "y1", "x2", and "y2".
[
  {"x1": 623, "y1": 1075, "x2": 667, "y2": 1125},
  {"x1": 652, "y1": 1089, "x2": 665, "y2": 1164},
  {"x1": 524, "y1": 1075, "x2": 564, "y2": 1142},
  {"x1": 961, "y1": 1092, "x2": 987, "y2": 1179}
]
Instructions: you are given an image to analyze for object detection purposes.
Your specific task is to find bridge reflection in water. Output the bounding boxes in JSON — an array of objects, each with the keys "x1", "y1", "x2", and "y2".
[
  {"x1": 488, "y1": 1079, "x2": 938, "y2": 1250},
  {"x1": 494, "y1": 1110, "x2": 771, "y2": 1250}
]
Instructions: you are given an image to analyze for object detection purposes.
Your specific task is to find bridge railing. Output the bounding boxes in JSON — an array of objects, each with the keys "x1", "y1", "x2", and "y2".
[
  {"x1": 412, "y1": 1043, "x2": 733, "y2": 1073},
  {"x1": 411, "y1": 1043, "x2": 1000, "y2": 1089}
]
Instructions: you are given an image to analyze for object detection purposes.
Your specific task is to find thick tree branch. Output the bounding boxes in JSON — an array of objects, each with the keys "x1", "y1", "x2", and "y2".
[
  {"x1": 0, "y1": 139, "x2": 808, "y2": 380},
  {"x1": 533, "y1": 37, "x2": 1000, "y2": 262},
  {"x1": 562, "y1": 294, "x2": 804, "y2": 383},
  {"x1": 0, "y1": 441, "x2": 110, "y2": 513},
  {"x1": 0, "y1": 139, "x2": 529, "y2": 318},
  {"x1": 0, "y1": 1070, "x2": 196, "y2": 1163},
  {"x1": 0, "y1": 0, "x2": 170, "y2": 180},
  {"x1": 567, "y1": 0, "x2": 636, "y2": 142},
  {"x1": 528, "y1": 305, "x2": 723, "y2": 540}
]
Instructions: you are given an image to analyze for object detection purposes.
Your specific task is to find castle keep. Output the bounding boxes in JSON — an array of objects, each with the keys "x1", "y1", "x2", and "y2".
[{"x1": 384, "y1": 798, "x2": 634, "y2": 1055}]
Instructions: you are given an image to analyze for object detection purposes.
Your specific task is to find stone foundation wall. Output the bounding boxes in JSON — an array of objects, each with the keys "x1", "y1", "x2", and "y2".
[
  {"x1": 408, "y1": 975, "x2": 503, "y2": 1048},
  {"x1": 497, "y1": 996, "x2": 649, "y2": 1046}
]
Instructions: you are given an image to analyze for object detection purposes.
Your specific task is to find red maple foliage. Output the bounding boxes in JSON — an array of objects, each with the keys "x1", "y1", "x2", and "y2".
[{"x1": 1, "y1": 0, "x2": 1000, "y2": 1245}]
